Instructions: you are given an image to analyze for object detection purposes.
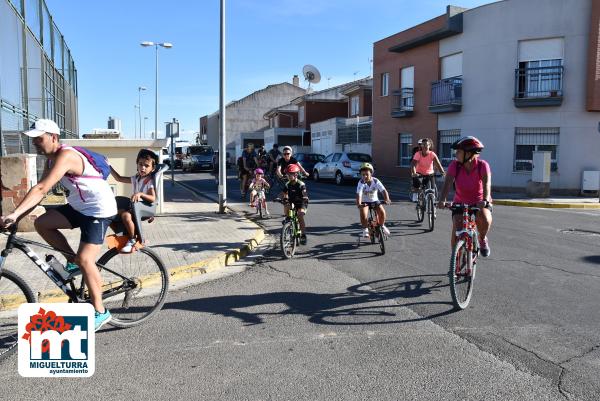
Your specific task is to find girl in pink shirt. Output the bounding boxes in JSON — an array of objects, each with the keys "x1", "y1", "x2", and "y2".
[
  {"x1": 438, "y1": 136, "x2": 492, "y2": 257},
  {"x1": 411, "y1": 138, "x2": 445, "y2": 193}
]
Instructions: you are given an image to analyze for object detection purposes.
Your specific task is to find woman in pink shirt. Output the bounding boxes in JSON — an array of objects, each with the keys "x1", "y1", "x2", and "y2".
[
  {"x1": 411, "y1": 138, "x2": 445, "y2": 193},
  {"x1": 438, "y1": 136, "x2": 492, "y2": 257}
]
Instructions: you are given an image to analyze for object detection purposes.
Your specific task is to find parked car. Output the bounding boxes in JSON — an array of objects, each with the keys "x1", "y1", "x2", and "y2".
[
  {"x1": 182, "y1": 145, "x2": 215, "y2": 172},
  {"x1": 312, "y1": 152, "x2": 373, "y2": 185},
  {"x1": 212, "y1": 151, "x2": 231, "y2": 170},
  {"x1": 295, "y1": 153, "x2": 326, "y2": 179}
]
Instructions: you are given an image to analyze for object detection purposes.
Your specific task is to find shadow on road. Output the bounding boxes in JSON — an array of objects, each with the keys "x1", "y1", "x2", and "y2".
[{"x1": 165, "y1": 274, "x2": 455, "y2": 326}]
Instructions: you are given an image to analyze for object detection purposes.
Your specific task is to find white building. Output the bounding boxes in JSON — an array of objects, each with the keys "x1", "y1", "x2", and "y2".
[{"x1": 436, "y1": 0, "x2": 600, "y2": 193}]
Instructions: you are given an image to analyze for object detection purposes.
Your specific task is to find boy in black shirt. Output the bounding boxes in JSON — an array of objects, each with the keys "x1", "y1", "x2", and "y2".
[
  {"x1": 282, "y1": 163, "x2": 308, "y2": 244},
  {"x1": 276, "y1": 146, "x2": 308, "y2": 178}
]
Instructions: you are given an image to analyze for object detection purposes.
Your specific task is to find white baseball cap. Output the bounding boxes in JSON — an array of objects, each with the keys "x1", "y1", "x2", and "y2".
[{"x1": 23, "y1": 119, "x2": 60, "y2": 137}]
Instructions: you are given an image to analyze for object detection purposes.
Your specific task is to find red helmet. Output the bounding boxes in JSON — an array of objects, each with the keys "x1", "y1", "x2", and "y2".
[
  {"x1": 286, "y1": 163, "x2": 301, "y2": 174},
  {"x1": 452, "y1": 136, "x2": 484, "y2": 153}
]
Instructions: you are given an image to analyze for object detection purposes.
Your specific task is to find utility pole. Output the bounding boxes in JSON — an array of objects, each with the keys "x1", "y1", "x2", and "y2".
[{"x1": 218, "y1": 0, "x2": 227, "y2": 213}]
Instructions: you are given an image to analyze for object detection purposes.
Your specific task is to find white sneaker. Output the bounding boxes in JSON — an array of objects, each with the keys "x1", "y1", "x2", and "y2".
[
  {"x1": 121, "y1": 238, "x2": 136, "y2": 253},
  {"x1": 382, "y1": 225, "x2": 390, "y2": 235},
  {"x1": 362, "y1": 228, "x2": 370, "y2": 238},
  {"x1": 411, "y1": 193, "x2": 418, "y2": 202}
]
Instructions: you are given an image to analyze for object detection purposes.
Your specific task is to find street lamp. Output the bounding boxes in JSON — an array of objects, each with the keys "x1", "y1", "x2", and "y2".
[
  {"x1": 143, "y1": 116, "x2": 149, "y2": 138},
  {"x1": 134, "y1": 105, "x2": 140, "y2": 138},
  {"x1": 140, "y1": 41, "x2": 173, "y2": 139},
  {"x1": 138, "y1": 86, "x2": 146, "y2": 139}
]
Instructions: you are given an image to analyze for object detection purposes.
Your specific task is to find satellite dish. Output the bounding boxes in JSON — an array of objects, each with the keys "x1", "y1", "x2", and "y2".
[{"x1": 302, "y1": 65, "x2": 321, "y2": 91}]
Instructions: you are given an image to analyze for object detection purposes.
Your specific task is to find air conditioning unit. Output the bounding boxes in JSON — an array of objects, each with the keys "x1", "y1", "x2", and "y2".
[{"x1": 581, "y1": 170, "x2": 600, "y2": 195}]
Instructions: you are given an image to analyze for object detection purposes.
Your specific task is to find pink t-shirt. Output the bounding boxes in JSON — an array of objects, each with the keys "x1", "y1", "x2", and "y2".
[
  {"x1": 413, "y1": 151, "x2": 436, "y2": 175},
  {"x1": 447, "y1": 158, "x2": 491, "y2": 205}
]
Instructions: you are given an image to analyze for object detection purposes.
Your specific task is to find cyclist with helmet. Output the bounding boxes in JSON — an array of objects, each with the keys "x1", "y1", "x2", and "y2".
[
  {"x1": 276, "y1": 146, "x2": 308, "y2": 178},
  {"x1": 240, "y1": 143, "x2": 259, "y2": 199},
  {"x1": 281, "y1": 163, "x2": 309, "y2": 244},
  {"x1": 411, "y1": 138, "x2": 445, "y2": 197},
  {"x1": 356, "y1": 163, "x2": 391, "y2": 238},
  {"x1": 438, "y1": 136, "x2": 492, "y2": 257},
  {"x1": 268, "y1": 144, "x2": 282, "y2": 175},
  {"x1": 248, "y1": 168, "x2": 270, "y2": 212}
]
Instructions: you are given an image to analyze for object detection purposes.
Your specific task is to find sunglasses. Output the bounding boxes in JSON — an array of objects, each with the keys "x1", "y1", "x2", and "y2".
[{"x1": 283, "y1": 153, "x2": 291, "y2": 155}]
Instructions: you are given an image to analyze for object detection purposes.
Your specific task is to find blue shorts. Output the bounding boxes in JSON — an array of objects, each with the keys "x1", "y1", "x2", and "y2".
[{"x1": 56, "y1": 204, "x2": 115, "y2": 245}]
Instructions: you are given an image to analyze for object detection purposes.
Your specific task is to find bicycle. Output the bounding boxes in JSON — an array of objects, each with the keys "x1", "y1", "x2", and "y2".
[
  {"x1": 414, "y1": 174, "x2": 438, "y2": 232},
  {"x1": 275, "y1": 198, "x2": 304, "y2": 259},
  {"x1": 444, "y1": 203, "x2": 480, "y2": 310},
  {"x1": 358, "y1": 202, "x2": 387, "y2": 255},
  {"x1": 254, "y1": 188, "x2": 269, "y2": 219},
  {"x1": 0, "y1": 217, "x2": 170, "y2": 360}
]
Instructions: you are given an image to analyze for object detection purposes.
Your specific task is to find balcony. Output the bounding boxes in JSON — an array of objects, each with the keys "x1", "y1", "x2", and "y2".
[
  {"x1": 391, "y1": 88, "x2": 414, "y2": 118},
  {"x1": 428, "y1": 77, "x2": 462, "y2": 113},
  {"x1": 514, "y1": 66, "x2": 563, "y2": 107}
]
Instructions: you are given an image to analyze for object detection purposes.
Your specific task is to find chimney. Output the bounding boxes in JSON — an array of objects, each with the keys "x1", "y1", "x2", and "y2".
[{"x1": 293, "y1": 75, "x2": 300, "y2": 86}]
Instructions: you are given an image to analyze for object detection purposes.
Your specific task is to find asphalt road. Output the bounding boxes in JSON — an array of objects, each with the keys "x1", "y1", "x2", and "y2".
[{"x1": 1, "y1": 170, "x2": 598, "y2": 401}]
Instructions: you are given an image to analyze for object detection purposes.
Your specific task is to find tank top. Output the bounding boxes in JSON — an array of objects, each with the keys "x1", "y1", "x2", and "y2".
[{"x1": 58, "y1": 146, "x2": 118, "y2": 218}]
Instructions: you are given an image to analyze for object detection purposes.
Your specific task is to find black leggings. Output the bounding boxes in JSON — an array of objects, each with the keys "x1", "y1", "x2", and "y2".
[{"x1": 412, "y1": 175, "x2": 433, "y2": 190}]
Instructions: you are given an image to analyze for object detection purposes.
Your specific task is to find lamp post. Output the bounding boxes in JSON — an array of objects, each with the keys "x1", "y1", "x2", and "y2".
[
  {"x1": 134, "y1": 105, "x2": 139, "y2": 138},
  {"x1": 138, "y1": 86, "x2": 146, "y2": 139},
  {"x1": 143, "y1": 116, "x2": 148, "y2": 138},
  {"x1": 218, "y1": 0, "x2": 227, "y2": 213},
  {"x1": 140, "y1": 41, "x2": 173, "y2": 139}
]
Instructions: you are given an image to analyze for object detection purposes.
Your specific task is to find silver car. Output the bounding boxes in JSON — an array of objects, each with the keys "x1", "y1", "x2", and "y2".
[{"x1": 312, "y1": 152, "x2": 373, "y2": 185}]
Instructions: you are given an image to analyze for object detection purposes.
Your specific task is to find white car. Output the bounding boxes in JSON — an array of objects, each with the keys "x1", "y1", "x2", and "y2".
[{"x1": 312, "y1": 152, "x2": 373, "y2": 185}]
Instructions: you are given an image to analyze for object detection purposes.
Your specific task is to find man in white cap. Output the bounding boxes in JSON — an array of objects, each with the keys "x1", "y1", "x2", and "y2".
[{"x1": 0, "y1": 119, "x2": 117, "y2": 331}]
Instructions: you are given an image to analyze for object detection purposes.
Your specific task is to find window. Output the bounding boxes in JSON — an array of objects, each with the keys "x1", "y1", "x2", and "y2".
[
  {"x1": 350, "y1": 96, "x2": 359, "y2": 116},
  {"x1": 517, "y1": 38, "x2": 564, "y2": 98},
  {"x1": 514, "y1": 127, "x2": 559, "y2": 172},
  {"x1": 324, "y1": 154, "x2": 333, "y2": 163},
  {"x1": 332, "y1": 153, "x2": 342, "y2": 162},
  {"x1": 381, "y1": 72, "x2": 389, "y2": 96},
  {"x1": 298, "y1": 105, "x2": 304, "y2": 122},
  {"x1": 25, "y1": 0, "x2": 41, "y2": 40},
  {"x1": 441, "y1": 53, "x2": 463, "y2": 79},
  {"x1": 398, "y1": 134, "x2": 412, "y2": 167},
  {"x1": 438, "y1": 129, "x2": 461, "y2": 166}
]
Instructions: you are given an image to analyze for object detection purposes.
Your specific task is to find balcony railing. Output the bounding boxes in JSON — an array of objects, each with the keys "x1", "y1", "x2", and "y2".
[
  {"x1": 514, "y1": 65, "x2": 563, "y2": 107},
  {"x1": 391, "y1": 88, "x2": 414, "y2": 117},
  {"x1": 429, "y1": 77, "x2": 462, "y2": 113}
]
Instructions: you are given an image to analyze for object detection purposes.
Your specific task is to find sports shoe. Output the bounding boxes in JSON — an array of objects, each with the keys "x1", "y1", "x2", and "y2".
[
  {"x1": 94, "y1": 309, "x2": 112, "y2": 331},
  {"x1": 362, "y1": 228, "x2": 370, "y2": 238},
  {"x1": 300, "y1": 234, "x2": 307, "y2": 245},
  {"x1": 382, "y1": 225, "x2": 390, "y2": 236},
  {"x1": 64, "y1": 262, "x2": 81, "y2": 278},
  {"x1": 411, "y1": 193, "x2": 418, "y2": 202},
  {"x1": 121, "y1": 238, "x2": 136, "y2": 253},
  {"x1": 479, "y1": 237, "x2": 491, "y2": 257}
]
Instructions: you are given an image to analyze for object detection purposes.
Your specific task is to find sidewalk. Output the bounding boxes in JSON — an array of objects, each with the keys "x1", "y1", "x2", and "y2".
[
  {"x1": 0, "y1": 182, "x2": 264, "y2": 299},
  {"x1": 379, "y1": 176, "x2": 600, "y2": 209}
]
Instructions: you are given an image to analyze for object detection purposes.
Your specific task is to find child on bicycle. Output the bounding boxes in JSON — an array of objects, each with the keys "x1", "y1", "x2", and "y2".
[
  {"x1": 356, "y1": 163, "x2": 391, "y2": 238},
  {"x1": 437, "y1": 136, "x2": 492, "y2": 257},
  {"x1": 249, "y1": 168, "x2": 270, "y2": 214},
  {"x1": 281, "y1": 163, "x2": 309, "y2": 244},
  {"x1": 109, "y1": 149, "x2": 158, "y2": 253},
  {"x1": 411, "y1": 138, "x2": 445, "y2": 201}
]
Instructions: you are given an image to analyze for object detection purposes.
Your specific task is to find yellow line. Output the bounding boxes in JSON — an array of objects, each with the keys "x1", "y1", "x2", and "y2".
[{"x1": 494, "y1": 200, "x2": 600, "y2": 209}]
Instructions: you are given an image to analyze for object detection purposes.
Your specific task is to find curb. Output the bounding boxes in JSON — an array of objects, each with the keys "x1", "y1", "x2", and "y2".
[
  {"x1": 27, "y1": 180, "x2": 266, "y2": 304},
  {"x1": 493, "y1": 199, "x2": 600, "y2": 209}
]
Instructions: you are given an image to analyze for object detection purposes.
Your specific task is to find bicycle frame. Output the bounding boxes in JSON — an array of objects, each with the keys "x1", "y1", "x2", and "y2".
[
  {"x1": 1, "y1": 228, "x2": 133, "y2": 302},
  {"x1": 453, "y1": 204, "x2": 479, "y2": 253}
]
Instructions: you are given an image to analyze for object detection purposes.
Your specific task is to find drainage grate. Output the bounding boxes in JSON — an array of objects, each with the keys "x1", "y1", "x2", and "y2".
[{"x1": 559, "y1": 228, "x2": 600, "y2": 237}]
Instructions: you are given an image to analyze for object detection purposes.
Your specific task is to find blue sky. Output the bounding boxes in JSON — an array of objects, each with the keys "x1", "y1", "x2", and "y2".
[{"x1": 46, "y1": 0, "x2": 492, "y2": 141}]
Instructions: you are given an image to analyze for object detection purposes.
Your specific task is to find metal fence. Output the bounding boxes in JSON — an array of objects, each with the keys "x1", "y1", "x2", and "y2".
[
  {"x1": 430, "y1": 77, "x2": 462, "y2": 107},
  {"x1": 514, "y1": 65, "x2": 563, "y2": 99}
]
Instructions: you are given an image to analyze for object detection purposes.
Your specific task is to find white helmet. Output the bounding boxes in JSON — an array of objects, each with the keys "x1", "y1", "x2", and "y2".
[{"x1": 282, "y1": 146, "x2": 293, "y2": 154}]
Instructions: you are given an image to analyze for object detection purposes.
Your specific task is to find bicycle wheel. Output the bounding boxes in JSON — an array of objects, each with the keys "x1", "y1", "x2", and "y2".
[
  {"x1": 449, "y1": 239, "x2": 476, "y2": 310},
  {"x1": 416, "y1": 193, "x2": 425, "y2": 222},
  {"x1": 0, "y1": 270, "x2": 36, "y2": 360},
  {"x1": 427, "y1": 194, "x2": 435, "y2": 232},
  {"x1": 377, "y1": 226, "x2": 386, "y2": 255},
  {"x1": 94, "y1": 247, "x2": 169, "y2": 328},
  {"x1": 257, "y1": 200, "x2": 263, "y2": 219},
  {"x1": 280, "y1": 221, "x2": 296, "y2": 259}
]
